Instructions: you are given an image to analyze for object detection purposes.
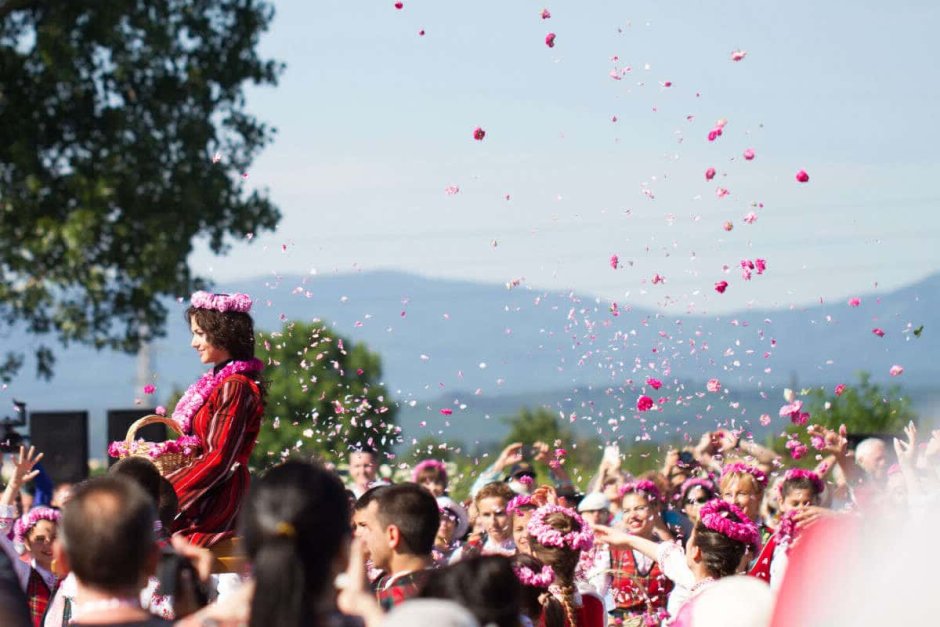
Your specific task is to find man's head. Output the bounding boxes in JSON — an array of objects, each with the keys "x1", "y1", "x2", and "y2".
[
  {"x1": 55, "y1": 477, "x2": 158, "y2": 593},
  {"x1": 855, "y1": 438, "x2": 888, "y2": 480},
  {"x1": 358, "y1": 484, "x2": 439, "y2": 573},
  {"x1": 577, "y1": 492, "x2": 611, "y2": 528},
  {"x1": 475, "y1": 482, "x2": 515, "y2": 544},
  {"x1": 349, "y1": 447, "x2": 378, "y2": 489}
]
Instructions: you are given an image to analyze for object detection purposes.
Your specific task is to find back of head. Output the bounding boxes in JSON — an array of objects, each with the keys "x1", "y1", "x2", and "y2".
[
  {"x1": 384, "y1": 599, "x2": 480, "y2": 627},
  {"x1": 60, "y1": 477, "x2": 157, "y2": 592},
  {"x1": 374, "y1": 483, "x2": 440, "y2": 556},
  {"x1": 420, "y1": 555, "x2": 520, "y2": 627},
  {"x1": 241, "y1": 460, "x2": 349, "y2": 627},
  {"x1": 693, "y1": 518, "x2": 749, "y2": 578},
  {"x1": 527, "y1": 507, "x2": 588, "y2": 627},
  {"x1": 109, "y1": 457, "x2": 162, "y2": 506}
]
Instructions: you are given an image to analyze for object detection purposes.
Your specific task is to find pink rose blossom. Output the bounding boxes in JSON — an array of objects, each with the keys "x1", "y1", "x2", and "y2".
[
  {"x1": 636, "y1": 395, "x2": 654, "y2": 412},
  {"x1": 743, "y1": 148, "x2": 755, "y2": 160},
  {"x1": 646, "y1": 377, "x2": 663, "y2": 390},
  {"x1": 848, "y1": 297, "x2": 861, "y2": 307},
  {"x1": 723, "y1": 221, "x2": 734, "y2": 232},
  {"x1": 706, "y1": 379, "x2": 721, "y2": 393},
  {"x1": 714, "y1": 280, "x2": 729, "y2": 294},
  {"x1": 754, "y1": 258, "x2": 767, "y2": 274},
  {"x1": 786, "y1": 439, "x2": 808, "y2": 460},
  {"x1": 810, "y1": 435, "x2": 826, "y2": 450},
  {"x1": 155, "y1": 406, "x2": 167, "y2": 416},
  {"x1": 545, "y1": 33, "x2": 556, "y2": 47},
  {"x1": 889, "y1": 365, "x2": 904, "y2": 377},
  {"x1": 473, "y1": 127, "x2": 486, "y2": 141},
  {"x1": 834, "y1": 383, "x2": 847, "y2": 396},
  {"x1": 795, "y1": 169, "x2": 810, "y2": 183},
  {"x1": 651, "y1": 273, "x2": 665, "y2": 285},
  {"x1": 541, "y1": 8, "x2": 551, "y2": 19},
  {"x1": 394, "y1": 1, "x2": 403, "y2": 8},
  {"x1": 705, "y1": 167, "x2": 716, "y2": 181},
  {"x1": 143, "y1": 384, "x2": 156, "y2": 395},
  {"x1": 610, "y1": 254, "x2": 619, "y2": 270},
  {"x1": 872, "y1": 328, "x2": 885, "y2": 337},
  {"x1": 743, "y1": 211, "x2": 757, "y2": 224},
  {"x1": 759, "y1": 413, "x2": 771, "y2": 426}
]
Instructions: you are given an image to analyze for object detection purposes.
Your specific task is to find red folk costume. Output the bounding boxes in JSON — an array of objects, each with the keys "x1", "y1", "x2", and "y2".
[
  {"x1": 609, "y1": 547, "x2": 673, "y2": 617},
  {"x1": 166, "y1": 358, "x2": 264, "y2": 547}
]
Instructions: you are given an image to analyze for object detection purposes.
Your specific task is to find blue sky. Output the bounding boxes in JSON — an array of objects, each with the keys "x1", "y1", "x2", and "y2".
[{"x1": 191, "y1": 0, "x2": 940, "y2": 314}]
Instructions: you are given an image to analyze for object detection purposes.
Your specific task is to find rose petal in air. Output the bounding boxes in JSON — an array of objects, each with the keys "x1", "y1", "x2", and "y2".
[
  {"x1": 848, "y1": 297, "x2": 861, "y2": 307},
  {"x1": 872, "y1": 328, "x2": 885, "y2": 337},
  {"x1": 610, "y1": 254, "x2": 619, "y2": 270},
  {"x1": 440, "y1": 408, "x2": 454, "y2": 415},
  {"x1": 706, "y1": 378, "x2": 721, "y2": 393},
  {"x1": 730, "y1": 50, "x2": 747, "y2": 62},
  {"x1": 795, "y1": 169, "x2": 810, "y2": 183},
  {"x1": 473, "y1": 127, "x2": 486, "y2": 141},
  {"x1": 541, "y1": 8, "x2": 551, "y2": 19},
  {"x1": 545, "y1": 33, "x2": 556, "y2": 47},
  {"x1": 714, "y1": 280, "x2": 729, "y2": 294},
  {"x1": 705, "y1": 167, "x2": 716, "y2": 181},
  {"x1": 646, "y1": 377, "x2": 663, "y2": 390},
  {"x1": 889, "y1": 365, "x2": 904, "y2": 377},
  {"x1": 636, "y1": 395, "x2": 654, "y2": 412},
  {"x1": 743, "y1": 148, "x2": 755, "y2": 160}
]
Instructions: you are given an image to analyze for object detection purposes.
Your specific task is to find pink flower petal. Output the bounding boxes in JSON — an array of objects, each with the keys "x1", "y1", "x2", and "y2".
[
  {"x1": 706, "y1": 378, "x2": 721, "y2": 393},
  {"x1": 440, "y1": 408, "x2": 453, "y2": 416},
  {"x1": 473, "y1": 127, "x2": 486, "y2": 141},
  {"x1": 646, "y1": 377, "x2": 663, "y2": 390},
  {"x1": 545, "y1": 33, "x2": 556, "y2": 47},
  {"x1": 848, "y1": 297, "x2": 861, "y2": 307},
  {"x1": 743, "y1": 148, "x2": 755, "y2": 160},
  {"x1": 705, "y1": 167, "x2": 716, "y2": 181},
  {"x1": 143, "y1": 384, "x2": 156, "y2": 395},
  {"x1": 714, "y1": 280, "x2": 729, "y2": 294},
  {"x1": 834, "y1": 383, "x2": 847, "y2": 396},
  {"x1": 636, "y1": 395, "x2": 654, "y2": 412},
  {"x1": 872, "y1": 328, "x2": 885, "y2": 337},
  {"x1": 730, "y1": 50, "x2": 747, "y2": 62},
  {"x1": 541, "y1": 8, "x2": 551, "y2": 19},
  {"x1": 610, "y1": 254, "x2": 619, "y2": 270},
  {"x1": 795, "y1": 169, "x2": 810, "y2": 183},
  {"x1": 889, "y1": 365, "x2": 904, "y2": 377}
]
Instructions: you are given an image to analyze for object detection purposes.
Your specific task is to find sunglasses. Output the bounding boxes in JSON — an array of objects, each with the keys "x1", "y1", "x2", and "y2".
[{"x1": 686, "y1": 496, "x2": 709, "y2": 506}]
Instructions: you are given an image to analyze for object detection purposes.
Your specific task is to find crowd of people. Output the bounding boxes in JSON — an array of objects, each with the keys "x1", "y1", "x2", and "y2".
[
  {"x1": 1, "y1": 291, "x2": 937, "y2": 626},
  {"x1": 1, "y1": 419, "x2": 938, "y2": 626}
]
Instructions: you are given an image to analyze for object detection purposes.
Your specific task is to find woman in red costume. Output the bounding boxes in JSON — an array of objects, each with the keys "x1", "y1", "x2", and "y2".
[{"x1": 166, "y1": 291, "x2": 265, "y2": 548}]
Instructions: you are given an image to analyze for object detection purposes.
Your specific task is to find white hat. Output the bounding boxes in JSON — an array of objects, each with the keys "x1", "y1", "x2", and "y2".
[
  {"x1": 577, "y1": 492, "x2": 611, "y2": 513},
  {"x1": 436, "y1": 496, "x2": 470, "y2": 539},
  {"x1": 384, "y1": 600, "x2": 479, "y2": 627}
]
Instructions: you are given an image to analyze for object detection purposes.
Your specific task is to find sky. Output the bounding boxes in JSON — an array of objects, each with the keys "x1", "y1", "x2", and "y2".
[{"x1": 189, "y1": 0, "x2": 940, "y2": 315}]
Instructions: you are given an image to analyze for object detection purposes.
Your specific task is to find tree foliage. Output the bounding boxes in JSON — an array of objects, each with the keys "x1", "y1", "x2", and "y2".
[
  {"x1": 802, "y1": 371, "x2": 915, "y2": 436},
  {"x1": 0, "y1": 0, "x2": 281, "y2": 380},
  {"x1": 252, "y1": 320, "x2": 399, "y2": 469}
]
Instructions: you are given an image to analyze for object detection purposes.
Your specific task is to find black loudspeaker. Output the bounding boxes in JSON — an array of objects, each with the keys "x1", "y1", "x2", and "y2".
[
  {"x1": 107, "y1": 409, "x2": 167, "y2": 466},
  {"x1": 29, "y1": 412, "x2": 89, "y2": 484}
]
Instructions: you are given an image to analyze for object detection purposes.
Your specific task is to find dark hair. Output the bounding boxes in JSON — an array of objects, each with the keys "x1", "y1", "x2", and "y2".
[
  {"x1": 60, "y1": 477, "x2": 157, "y2": 592},
  {"x1": 109, "y1": 457, "x2": 162, "y2": 505},
  {"x1": 681, "y1": 481, "x2": 716, "y2": 504},
  {"x1": 372, "y1": 483, "x2": 440, "y2": 556},
  {"x1": 781, "y1": 476, "x2": 822, "y2": 501},
  {"x1": 241, "y1": 461, "x2": 350, "y2": 627},
  {"x1": 475, "y1": 481, "x2": 514, "y2": 506},
  {"x1": 157, "y1": 477, "x2": 179, "y2": 531},
  {"x1": 512, "y1": 553, "x2": 547, "y2": 622},
  {"x1": 529, "y1": 510, "x2": 582, "y2": 627},
  {"x1": 692, "y1": 519, "x2": 749, "y2": 578},
  {"x1": 420, "y1": 555, "x2": 520, "y2": 627},
  {"x1": 186, "y1": 306, "x2": 256, "y2": 360},
  {"x1": 354, "y1": 485, "x2": 382, "y2": 512}
]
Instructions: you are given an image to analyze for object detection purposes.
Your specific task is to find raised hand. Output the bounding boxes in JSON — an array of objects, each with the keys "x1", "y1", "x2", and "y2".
[
  {"x1": 494, "y1": 442, "x2": 524, "y2": 471},
  {"x1": 893, "y1": 421, "x2": 917, "y2": 468},
  {"x1": 806, "y1": 424, "x2": 848, "y2": 457},
  {"x1": 10, "y1": 445, "x2": 43, "y2": 487}
]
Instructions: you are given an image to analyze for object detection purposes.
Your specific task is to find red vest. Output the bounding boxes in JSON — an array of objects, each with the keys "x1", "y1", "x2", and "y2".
[{"x1": 609, "y1": 548, "x2": 673, "y2": 613}]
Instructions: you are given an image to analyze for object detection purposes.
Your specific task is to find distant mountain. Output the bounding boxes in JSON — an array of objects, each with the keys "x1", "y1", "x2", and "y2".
[{"x1": 5, "y1": 270, "x2": 938, "y2": 457}]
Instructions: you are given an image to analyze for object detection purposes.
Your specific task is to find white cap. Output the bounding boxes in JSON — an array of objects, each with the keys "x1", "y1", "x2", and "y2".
[
  {"x1": 436, "y1": 495, "x2": 470, "y2": 538},
  {"x1": 577, "y1": 492, "x2": 611, "y2": 513}
]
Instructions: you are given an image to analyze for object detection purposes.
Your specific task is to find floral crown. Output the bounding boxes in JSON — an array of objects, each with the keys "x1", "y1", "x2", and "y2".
[
  {"x1": 698, "y1": 499, "x2": 760, "y2": 551},
  {"x1": 720, "y1": 462, "x2": 768, "y2": 490},
  {"x1": 618, "y1": 479, "x2": 662, "y2": 503},
  {"x1": 513, "y1": 562, "x2": 554, "y2": 588},
  {"x1": 13, "y1": 507, "x2": 61, "y2": 544},
  {"x1": 779, "y1": 468, "x2": 824, "y2": 496},
  {"x1": 507, "y1": 494, "x2": 537, "y2": 516},
  {"x1": 526, "y1": 504, "x2": 594, "y2": 552},
  {"x1": 412, "y1": 459, "x2": 448, "y2": 483},
  {"x1": 679, "y1": 477, "x2": 716, "y2": 502},
  {"x1": 190, "y1": 291, "x2": 252, "y2": 313}
]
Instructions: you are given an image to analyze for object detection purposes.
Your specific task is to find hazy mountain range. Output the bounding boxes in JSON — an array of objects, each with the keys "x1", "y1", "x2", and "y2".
[{"x1": 5, "y1": 270, "x2": 939, "y2": 457}]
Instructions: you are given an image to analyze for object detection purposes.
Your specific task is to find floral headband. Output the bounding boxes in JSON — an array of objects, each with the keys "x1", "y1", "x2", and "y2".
[
  {"x1": 698, "y1": 499, "x2": 760, "y2": 551},
  {"x1": 720, "y1": 462, "x2": 768, "y2": 490},
  {"x1": 13, "y1": 507, "x2": 61, "y2": 544},
  {"x1": 513, "y1": 562, "x2": 554, "y2": 588},
  {"x1": 618, "y1": 479, "x2": 662, "y2": 503},
  {"x1": 507, "y1": 494, "x2": 537, "y2": 516},
  {"x1": 679, "y1": 477, "x2": 716, "y2": 502},
  {"x1": 190, "y1": 291, "x2": 252, "y2": 313},
  {"x1": 526, "y1": 504, "x2": 594, "y2": 552},
  {"x1": 779, "y1": 468, "x2": 824, "y2": 496}
]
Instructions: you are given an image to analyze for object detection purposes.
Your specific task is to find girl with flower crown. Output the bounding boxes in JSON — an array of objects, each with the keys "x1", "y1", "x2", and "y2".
[
  {"x1": 749, "y1": 468, "x2": 827, "y2": 589},
  {"x1": 0, "y1": 446, "x2": 61, "y2": 627},
  {"x1": 526, "y1": 504, "x2": 605, "y2": 627},
  {"x1": 606, "y1": 481, "x2": 673, "y2": 625},
  {"x1": 594, "y1": 498, "x2": 761, "y2": 625},
  {"x1": 165, "y1": 291, "x2": 265, "y2": 548}
]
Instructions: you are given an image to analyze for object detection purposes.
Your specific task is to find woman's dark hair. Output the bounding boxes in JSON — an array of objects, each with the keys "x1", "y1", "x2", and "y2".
[
  {"x1": 420, "y1": 555, "x2": 520, "y2": 627},
  {"x1": 186, "y1": 306, "x2": 255, "y2": 360},
  {"x1": 692, "y1": 519, "x2": 749, "y2": 578},
  {"x1": 780, "y1": 476, "x2": 822, "y2": 501},
  {"x1": 512, "y1": 553, "x2": 547, "y2": 623},
  {"x1": 241, "y1": 461, "x2": 350, "y2": 627},
  {"x1": 681, "y1": 481, "x2": 716, "y2": 505},
  {"x1": 529, "y1": 510, "x2": 583, "y2": 627}
]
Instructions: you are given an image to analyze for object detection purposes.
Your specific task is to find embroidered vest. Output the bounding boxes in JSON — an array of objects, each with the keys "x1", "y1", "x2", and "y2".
[{"x1": 609, "y1": 548, "x2": 673, "y2": 613}]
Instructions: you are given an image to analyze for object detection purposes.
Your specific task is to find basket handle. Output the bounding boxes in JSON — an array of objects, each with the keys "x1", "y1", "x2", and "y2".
[{"x1": 125, "y1": 415, "x2": 184, "y2": 447}]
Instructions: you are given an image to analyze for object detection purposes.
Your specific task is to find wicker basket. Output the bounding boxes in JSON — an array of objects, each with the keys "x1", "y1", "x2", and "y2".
[{"x1": 120, "y1": 414, "x2": 200, "y2": 476}]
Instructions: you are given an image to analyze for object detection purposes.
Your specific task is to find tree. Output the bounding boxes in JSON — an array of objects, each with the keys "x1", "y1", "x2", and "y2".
[
  {"x1": 803, "y1": 372, "x2": 915, "y2": 436},
  {"x1": 252, "y1": 320, "x2": 399, "y2": 469},
  {"x1": 0, "y1": 0, "x2": 281, "y2": 380}
]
